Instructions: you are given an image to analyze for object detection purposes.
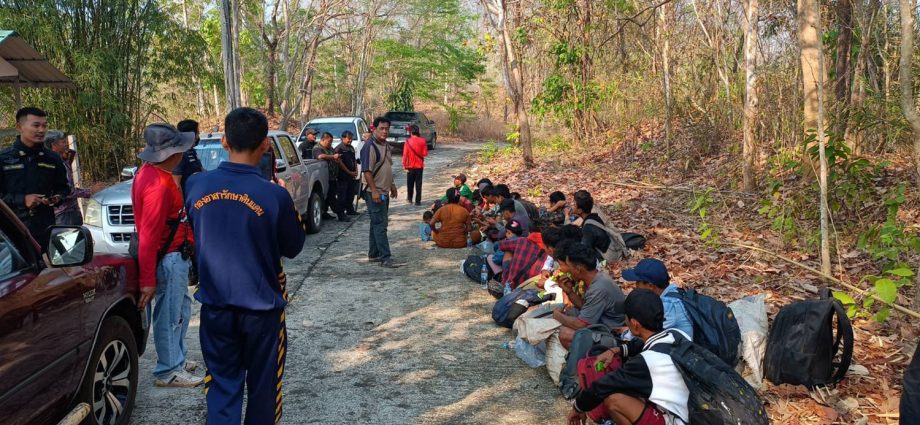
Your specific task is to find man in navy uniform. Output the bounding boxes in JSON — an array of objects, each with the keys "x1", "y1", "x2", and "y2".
[
  {"x1": 0, "y1": 107, "x2": 69, "y2": 248},
  {"x1": 185, "y1": 107, "x2": 305, "y2": 424}
]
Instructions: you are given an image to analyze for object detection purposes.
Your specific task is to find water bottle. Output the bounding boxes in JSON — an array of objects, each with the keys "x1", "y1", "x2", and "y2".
[
  {"x1": 480, "y1": 264, "x2": 488, "y2": 290},
  {"x1": 503, "y1": 282, "x2": 511, "y2": 296},
  {"x1": 467, "y1": 233, "x2": 473, "y2": 249}
]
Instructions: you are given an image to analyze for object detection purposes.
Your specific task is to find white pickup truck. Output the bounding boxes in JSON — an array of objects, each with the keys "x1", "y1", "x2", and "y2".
[{"x1": 84, "y1": 130, "x2": 329, "y2": 254}]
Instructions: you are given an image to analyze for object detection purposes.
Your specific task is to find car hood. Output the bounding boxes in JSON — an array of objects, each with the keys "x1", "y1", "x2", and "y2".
[{"x1": 93, "y1": 180, "x2": 133, "y2": 205}]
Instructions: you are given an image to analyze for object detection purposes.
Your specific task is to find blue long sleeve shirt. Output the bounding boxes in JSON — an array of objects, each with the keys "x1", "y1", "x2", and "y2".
[{"x1": 185, "y1": 161, "x2": 305, "y2": 310}]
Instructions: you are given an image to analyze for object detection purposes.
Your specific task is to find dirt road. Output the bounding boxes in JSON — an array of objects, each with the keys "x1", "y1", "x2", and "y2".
[{"x1": 132, "y1": 141, "x2": 570, "y2": 424}]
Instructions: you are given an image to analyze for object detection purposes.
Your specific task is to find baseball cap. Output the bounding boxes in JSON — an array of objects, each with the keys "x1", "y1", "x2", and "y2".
[
  {"x1": 453, "y1": 173, "x2": 467, "y2": 183},
  {"x1": 624, "y1": 289, "x2": 664, "y2": 331},
  {"x1": 621, "y1": 258, "x2": 670, "y2": 288},
  {"x1": 305, "y1": 128, "x2": 318, "y2": 135},
  {"x1": 138, "y1": 123, "x2": 196, "y2": 163},
  {"x1": 506, "y1": 219, "x2": 524, "y2": 236}
]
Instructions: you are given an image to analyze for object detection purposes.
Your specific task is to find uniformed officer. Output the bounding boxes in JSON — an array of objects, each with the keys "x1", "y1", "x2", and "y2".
[
  {"x1": 0, "y1": 107, "x2": 70, "y2": 248},
  {"x1": 185, "y1": 107, "x2": 305, "y2": 425}
]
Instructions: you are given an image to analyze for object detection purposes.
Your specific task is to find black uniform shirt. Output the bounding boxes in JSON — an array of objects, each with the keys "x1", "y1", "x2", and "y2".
[
  {"x1": 0, "y1": 137, "x2": 70, "y2": 246},
  {"x1": 173, "y1": 148, "x2": 204, "y2": 192}
]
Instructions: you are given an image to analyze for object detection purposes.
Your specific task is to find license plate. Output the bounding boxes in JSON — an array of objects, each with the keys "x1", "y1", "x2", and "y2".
[{"x1": 386, "y1": 137, "x2": 395, "y2": 142}]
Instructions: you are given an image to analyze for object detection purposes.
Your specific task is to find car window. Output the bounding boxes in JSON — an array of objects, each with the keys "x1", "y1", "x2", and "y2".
[
  {"x1": 383, "y1": 112, "x2": 417, "y2": 122},
  {"x1": 278, "y1": 135, "x2": 300, "y2": 166},
  {"x1": 195, "y1": 139, "x2": 227, "y2": 171},
  {"x1": 358, "y1": 120, "x2": 368, "y2": 135},
  {"x1": 419, "y1": 113, "x2": 428, "y2": 123},
  {"x1": 0, "y1": 228, "x2": 28, "y2": 279}
]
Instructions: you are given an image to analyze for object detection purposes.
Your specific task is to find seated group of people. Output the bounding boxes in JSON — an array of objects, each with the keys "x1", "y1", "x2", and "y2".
[{"x1": 423, "y1": 176, "x2": 699, "y2": 425}]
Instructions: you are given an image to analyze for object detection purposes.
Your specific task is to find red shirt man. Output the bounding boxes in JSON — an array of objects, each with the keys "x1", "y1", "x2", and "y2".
[
  {"x1": 132, "y1": 163, "x2": 192, "y2": 289},
  {"x1": 401, "y1": 124, "x2": 428, "y2": 205}
]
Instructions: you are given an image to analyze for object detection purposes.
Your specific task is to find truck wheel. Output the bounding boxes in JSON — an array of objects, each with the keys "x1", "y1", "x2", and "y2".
[
  {"x1": 428, "y1": 133, "x2": 437, "y2": 150},
  {"x1": 78, "y1": 316, "x2": 138, "y2": 425},
  {"x1": 304, "y1": 191, "x2": 322, "y2": 234}
]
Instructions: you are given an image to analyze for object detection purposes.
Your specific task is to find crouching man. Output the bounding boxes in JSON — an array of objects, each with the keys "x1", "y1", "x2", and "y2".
[
  {"x1": 186, "y1": 108, "x2": 305, "y2": 424},
  {"x1": 568, "y1": 289, "x2": 691, "y2": 425}
]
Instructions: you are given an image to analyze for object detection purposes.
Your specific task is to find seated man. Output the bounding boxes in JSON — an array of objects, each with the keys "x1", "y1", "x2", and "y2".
[
  {"x1": 494, "y1": 220, "x2": 546, "y2": 289},
  {"x1": 551, "y1": 241, "x2": 626, "y2": 348},
  {"x1": 569, "y1": 289, "x2": 690, "y2": 425},
  {"x1": 570, "y1": 190, "x2": 610, "y2": 263},
  {"x1": 621, "y1": 258, "x2": 694, "y2": 340}
]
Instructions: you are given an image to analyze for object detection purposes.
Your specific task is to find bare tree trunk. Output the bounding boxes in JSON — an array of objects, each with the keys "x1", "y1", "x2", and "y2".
[
  {"x1": 833, "y1": 0, "x2": 854, "y2": 139},
  {"x1": 482, "y1": 0, "x2": 534, "y2": 167},
  {"x1": 220, "y1": 0, "x2": 241, "y2": 111},
  {"x1": 658, "y1": 5, "x2": 673, "y2": 156},
  {"x1": 814, "y1": 1, "x2": 832, "y2": 278},
  {"x1": 899, "y1": 0, "x2": 920, "y2": 190},
  {"x1": 299, "y1": 34, "x2": 321, "y2": 125},
  {"x1": 181, "y1": 0, "x2": 205, "y2": 117},
  {"x1": 742, "y1": 0, "x2": 758, "y2": 192},
  {"x1": 352, "y1": 7, "x2": 377, "y2": 117},
  {"x1": 797, "y1": 0, "x2": 821, "y2": 133}
]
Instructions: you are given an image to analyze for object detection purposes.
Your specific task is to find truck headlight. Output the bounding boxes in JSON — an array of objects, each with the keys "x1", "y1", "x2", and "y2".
[{"x1": 84, "y1": 199, "x2": 103, "y2": 227}]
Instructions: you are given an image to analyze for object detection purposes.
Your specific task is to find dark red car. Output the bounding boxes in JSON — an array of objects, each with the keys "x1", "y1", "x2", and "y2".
[{"x1": 0, "y1": 200, "x2": 146, "y2": 425}]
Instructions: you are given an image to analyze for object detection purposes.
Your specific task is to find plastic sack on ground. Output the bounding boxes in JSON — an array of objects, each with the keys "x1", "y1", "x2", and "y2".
[
  {"x1": 545, "y1": 330, "x2": 568, "y2": 386},
  {"x1": 514, "y1": 337, "x2": 547, "y2": 368},
  {"x1": 728, "y1": 293, "x2": 768, "y2": 389}
]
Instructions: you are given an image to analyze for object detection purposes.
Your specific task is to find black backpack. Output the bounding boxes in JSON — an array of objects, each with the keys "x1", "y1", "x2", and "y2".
[
  {"x1": 670, "y1": 331, "x2": 770, "y2": 425},
  {"x1": 666, "y1": 288, "x2": 742, "y2": 366},
  {"x1": 462, "y1": 255, "x2": 491, "y2": 283},
  {"x1": 491, "y1": 288, "x2": 551, "y2": 328},
  {"x1": 765, "y1": 290, "x2": 854, "y2": 388}
]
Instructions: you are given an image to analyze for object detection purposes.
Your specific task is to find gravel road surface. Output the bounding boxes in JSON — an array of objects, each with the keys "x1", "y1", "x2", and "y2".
[{"x1": 132, "y1": 141, "x2": 570, "y2": 424}]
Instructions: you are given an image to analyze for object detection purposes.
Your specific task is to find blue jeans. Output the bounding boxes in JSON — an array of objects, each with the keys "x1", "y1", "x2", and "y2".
[
  {"x1": 364, "y1": 193, "x2": 391, "y2": 261},
  {"x1": 153, "y1": 252, "x2": 193, "y2": 379}
]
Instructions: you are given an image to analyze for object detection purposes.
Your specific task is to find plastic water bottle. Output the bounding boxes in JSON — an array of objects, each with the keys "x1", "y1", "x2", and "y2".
[
  {"x1": 467, "y1": 234, "x2": 473, "y2": 249},
  {"x1": 503, "y1": 282, "x2": 511, "y2": 296},
  {"x1": 480, "y1": 264, "x2": 488, "y2": 290}
]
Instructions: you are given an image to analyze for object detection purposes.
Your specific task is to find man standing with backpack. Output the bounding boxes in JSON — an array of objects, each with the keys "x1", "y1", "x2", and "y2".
[
  {"x1": 402, "y1": 124, "x2": 427, "y2": 206},
  {"x1": 569, "y1": 289, "x2": 690, "y2": 425},
  {"x1": 361, "y1": 117, "x2": 400, "y2": 268}
]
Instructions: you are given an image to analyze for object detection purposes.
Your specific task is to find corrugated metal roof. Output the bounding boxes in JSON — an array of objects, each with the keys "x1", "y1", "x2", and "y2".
[{"x1": 0, "y1": 30, "x2": 74, "y2": 88}]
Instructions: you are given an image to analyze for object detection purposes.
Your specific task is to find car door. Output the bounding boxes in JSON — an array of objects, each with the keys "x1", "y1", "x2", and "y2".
[
  {"x1": 0, "y1": 221, "x2": 86, "y2": 424},
  {"x1": 353, "y1": 119, "x2": 367, "y2": 165},
  {"x1": 275, "y1": 134, "x2": 308, "y2": 210}
]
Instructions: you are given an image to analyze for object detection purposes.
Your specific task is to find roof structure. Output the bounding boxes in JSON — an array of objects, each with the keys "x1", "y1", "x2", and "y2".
[{"x1": 0, "y1": 30, "x2": 74, "y2": 88}]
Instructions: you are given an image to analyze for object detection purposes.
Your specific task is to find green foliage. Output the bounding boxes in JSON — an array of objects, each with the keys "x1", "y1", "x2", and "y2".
[
  {"x1": 387, "y1": 78, "x2": 415, "y2": 112},
  {"x1": 479, "y1": 141, "x2": 501, "y2": 162},
  {"x1": 689, "y1": 189, "x2": 719, "y2": 245}
]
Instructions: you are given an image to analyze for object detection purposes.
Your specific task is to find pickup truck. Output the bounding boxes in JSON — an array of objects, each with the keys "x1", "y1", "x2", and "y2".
[
  {"x1": 0, "y1": 200, "x2": 147, "y2": 425},
  {"x1": 383, "y1": 111, "x2": 437, "y2": 150},
  {"x1": 85, "y1": 130, "x2": 329, "y2": 255}
]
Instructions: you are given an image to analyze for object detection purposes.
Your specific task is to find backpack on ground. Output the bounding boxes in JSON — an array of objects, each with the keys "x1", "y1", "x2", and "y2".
[
  {"x1": 666, "y1": 287, "x2": 742, "y2": 367},
  {"x1": 462, "y1": 255, "x2": 492, "y2": 283},
  {"x1": 621, "y1": 232, "x2": 647, "y2": 251},
  {"x1": 491, "y1": 288, "x2": 552, "y2": 328},
  {"x1": 670, "y1": 331, "x2": 770, "y2": 425},
  {"x1": 583, "y1": 218, "x2": 631, "y2": 263},
  {"x1": 764, "y1": 289, "x2": 854, "y2": 388},
  {"x1": 560, "y1": 324, "x2": 620, "y2": 400}
]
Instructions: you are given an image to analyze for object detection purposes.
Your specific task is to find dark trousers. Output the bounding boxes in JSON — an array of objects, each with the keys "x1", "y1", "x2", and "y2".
[
  {"x1": 337, "y1": 178, "x2": 357, "y2": 214},
  {"x1": 56, "y1": 209, "x2": 83, "y2": 226},
  {"x1": 903, "y1": 343, "x2": 920, "y2": 421},
  {"x1": 201, "y1": 305, "x2": 286, "y2": 425},
  {"x1": 323, "y1": 179, "x2": 343, "y2": 216},
  {"x1": 363, "y1": 192, "x2": 391, "y2": 260},
  {"x1": 406, "y1": 168, "x2": 424, "y2": 204}
]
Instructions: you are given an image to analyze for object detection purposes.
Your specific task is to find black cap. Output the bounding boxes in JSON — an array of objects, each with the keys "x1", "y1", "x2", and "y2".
[
  {"x1": 499, "y1": 198, "x2": 516, "y2": 212},
  {"x1": 507, "y1": 219, "x2": 524, "y2": 236},
  {"x1": 622, "y1": 259, "x2": 670, "y2": 288},
  {"x1": 624, "y1": 289, "x2": 664, "y2": 332}
]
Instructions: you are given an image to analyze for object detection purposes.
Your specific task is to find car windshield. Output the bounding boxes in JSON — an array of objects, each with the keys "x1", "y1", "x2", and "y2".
[
  {"x1": 304, "y1": 122, "x2": 355, "y2": 141},
  {"x1": 195, "y1": 139, "x2": 228, "y2": 171},
  {"x1": 383, "y1": 112, "x2": 417, "y2": 122}
]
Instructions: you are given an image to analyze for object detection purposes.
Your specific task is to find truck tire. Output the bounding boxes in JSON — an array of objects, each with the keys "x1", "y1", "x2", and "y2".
[
  {"x1": 78, "y1": 316, "x2": 139, "y2": 425},
  {"x1": 303, "y1": 191, "x2": 323, "y2": 234},
  {"x1": 428, "y1": 133, "x2": 437, "y2": 150}
]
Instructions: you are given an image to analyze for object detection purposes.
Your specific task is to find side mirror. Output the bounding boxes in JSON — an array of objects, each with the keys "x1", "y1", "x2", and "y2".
[
  {"x1": 121, "y1": 166, "x2": 137, "y2": 180},
  {"x1": 275, "y1": 158, "x2": 287, "y2": 173},
  {"x1": 47, "y1": 226, "x2": 93, "y2": 267}
]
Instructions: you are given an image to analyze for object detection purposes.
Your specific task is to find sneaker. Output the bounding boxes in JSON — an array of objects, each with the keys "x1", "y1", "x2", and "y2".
[
  {"x1": 155, "y1": 370, "x2": 203, "y2": 388},
  {"x1": 414, "y1": 202, "x2": 422, "y2": 206},
  {"x1": 184, "y1": 360, "x2": 199, "y2": 373},
  {"x1": 380, "y1": 259, "x2": 400, "y2": 268},
  {"x1": 367, "y1": 256, "x2": 381, "y2": 263}
]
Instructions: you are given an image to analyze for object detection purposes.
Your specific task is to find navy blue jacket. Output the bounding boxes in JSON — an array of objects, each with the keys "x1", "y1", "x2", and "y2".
[{"x1": 186, "y1": 161, "x2": 305, "y2": 310}]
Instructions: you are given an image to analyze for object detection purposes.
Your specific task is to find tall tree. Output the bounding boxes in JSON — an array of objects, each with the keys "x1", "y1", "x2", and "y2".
[
  {"x1": 899, "y1": 0, "x2": 920, "y2": 189},
  {"x1": 742, "y1": 0, "x2": 758, "y2": 191},
  {"x1": 481, "y1": 0, "x2": 534, "y2": 167}
]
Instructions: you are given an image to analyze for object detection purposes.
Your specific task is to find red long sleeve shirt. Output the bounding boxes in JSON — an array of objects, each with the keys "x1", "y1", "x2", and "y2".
[
  {"x1": 401, "y1": 135, "x2": 428, "y2": 170},
  {"x1": 131, "y1": 163, "x2": 192, "y2": 288}
]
